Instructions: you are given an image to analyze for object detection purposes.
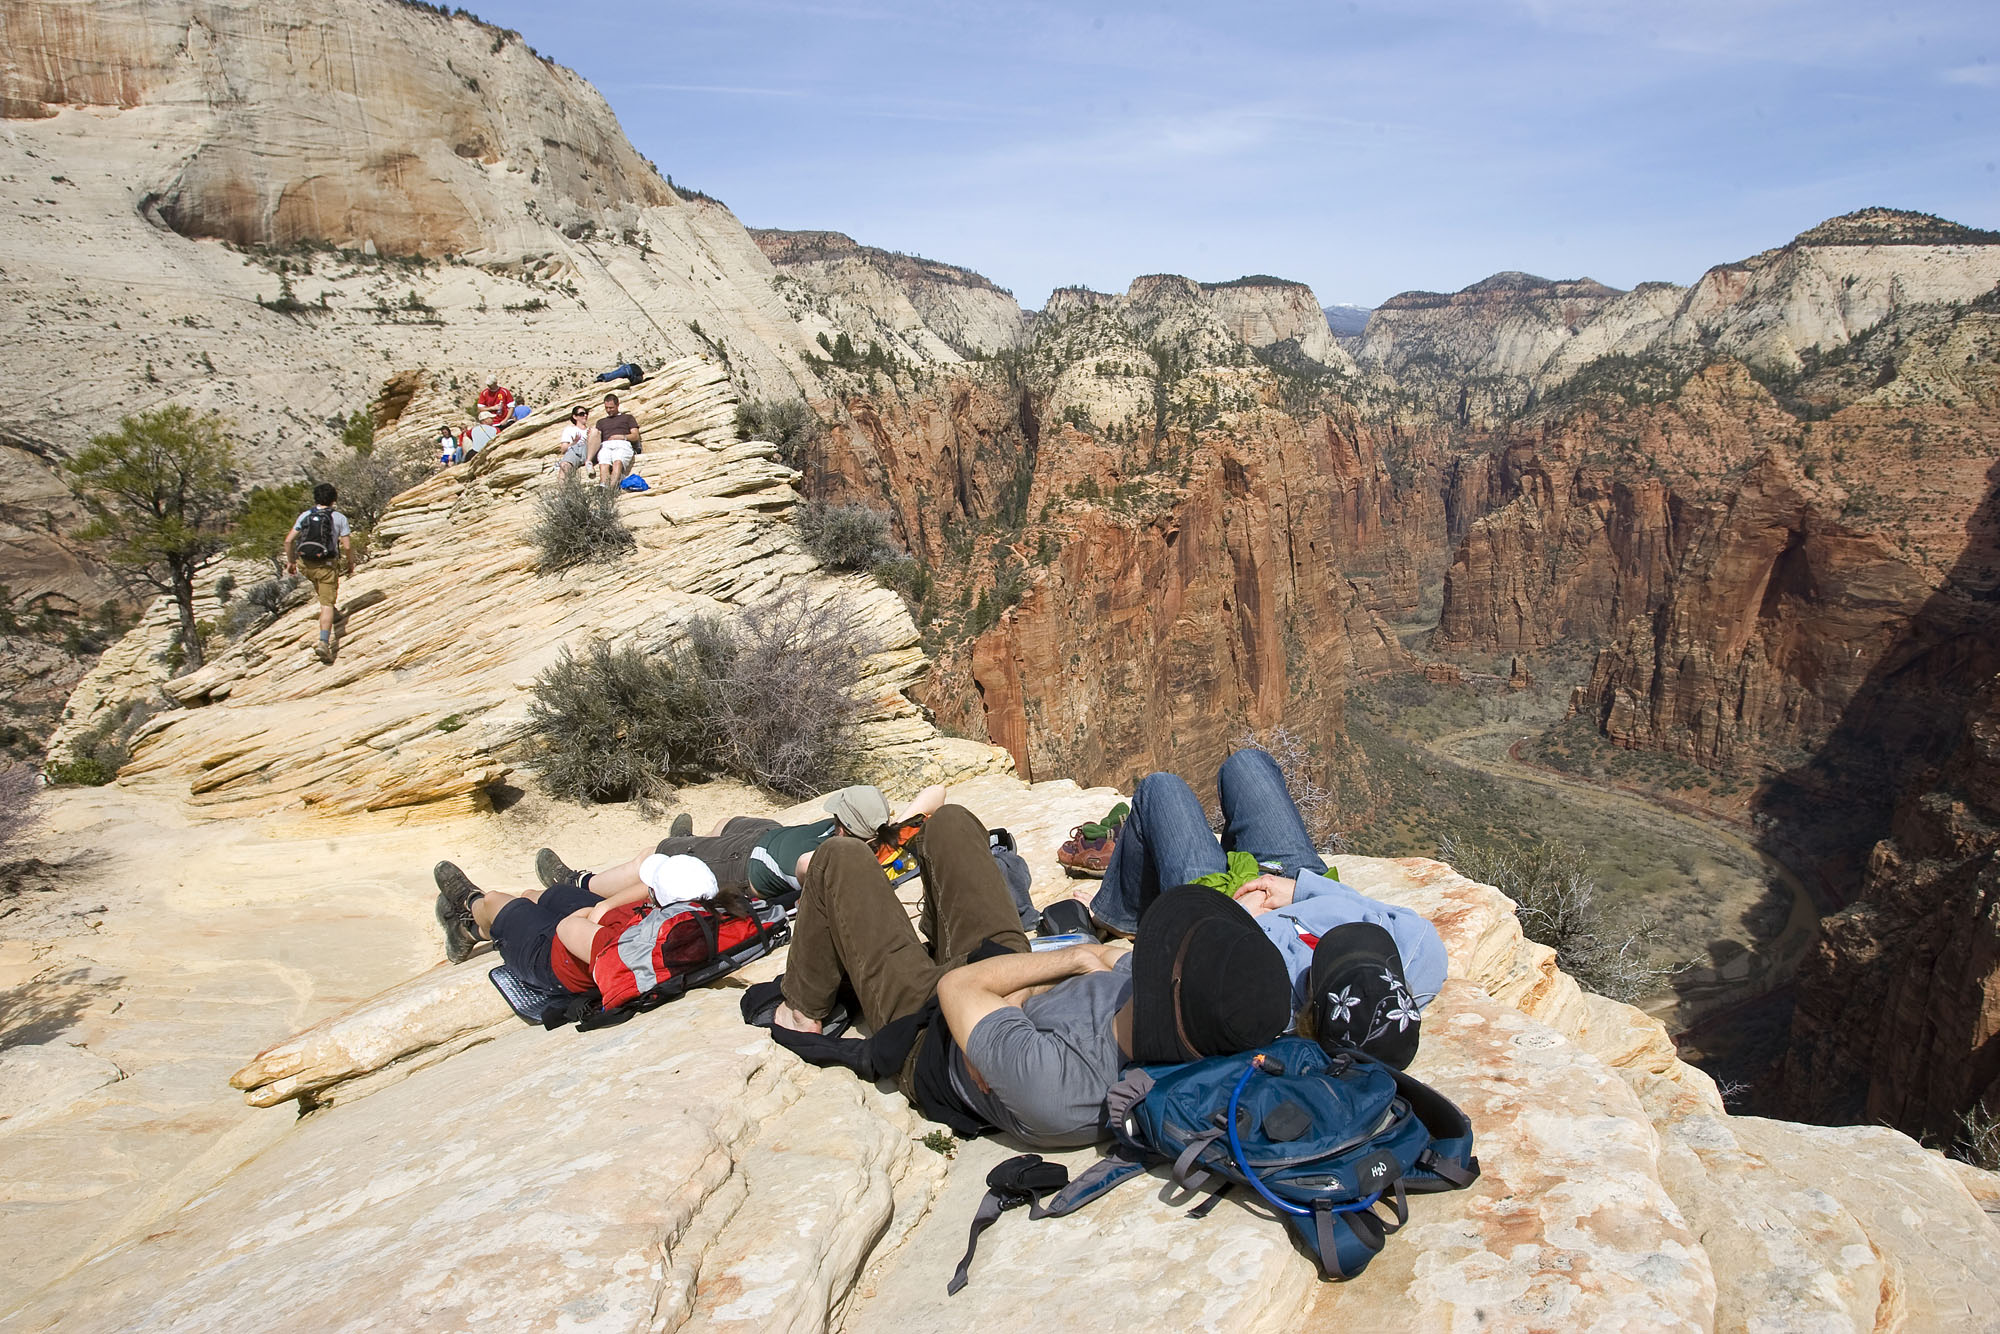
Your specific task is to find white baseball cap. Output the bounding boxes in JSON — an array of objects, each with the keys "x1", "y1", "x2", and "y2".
[{"x1": 638, "y1": 853, "x2": 719, "y2": 905}]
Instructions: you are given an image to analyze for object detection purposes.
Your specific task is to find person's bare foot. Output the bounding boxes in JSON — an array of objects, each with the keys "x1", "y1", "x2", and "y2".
[{"x1": 771, "y1": 1001, "x2": 823, "y2": 1035}]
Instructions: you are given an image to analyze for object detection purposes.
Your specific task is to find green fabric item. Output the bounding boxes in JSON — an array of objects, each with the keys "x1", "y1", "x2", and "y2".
[
  {"x1": 1191, "y1": 852, "x2": 1342, "y2": 896},
  {"x1": 747, "y1": 817, "x2": 838, "y2": 897},
  {"x1": 1192, "y1": 850, "x2": 1263, "y2": 896}
]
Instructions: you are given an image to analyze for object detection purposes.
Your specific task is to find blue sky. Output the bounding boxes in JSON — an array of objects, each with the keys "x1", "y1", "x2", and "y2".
[{"x1": 471, "y1": 1, "x2": 1999, "y2": 310}]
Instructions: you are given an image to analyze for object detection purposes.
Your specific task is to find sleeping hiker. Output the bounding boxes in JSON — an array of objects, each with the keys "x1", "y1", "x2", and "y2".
[
  {"x1": 431, "y1": 852, "x2": 744, "y2": 996},
  {"x1": 532, "y1": 784, "x2": 949, "y2": 910},
  {"x1": 760, "y1": 802, "x2": 1292, "y2": 1148},
  {"x1": 1082, "y1": 746, "x2": 1448, "y2": 1023}
]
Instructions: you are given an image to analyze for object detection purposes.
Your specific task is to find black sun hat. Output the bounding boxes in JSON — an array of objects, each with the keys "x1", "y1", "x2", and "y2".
[
  {"x1": 1306, "y1": 922, "x2": 1423, "y2": 1070},
  {"x1": 1131, "y1": 886, "x2": 1291, "y2": 1066}
]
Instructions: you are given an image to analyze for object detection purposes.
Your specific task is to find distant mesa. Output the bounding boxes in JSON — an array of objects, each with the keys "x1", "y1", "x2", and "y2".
[
  {"x1": 1377, "y1": 271, "x2": 1625, "y2": 310},
  {"x1": 1789, "y1": 207, "x2": 2000, "y2": 248},
  {"x1": 750, "y1": 228, "x2": 1012, "y2": 295}
]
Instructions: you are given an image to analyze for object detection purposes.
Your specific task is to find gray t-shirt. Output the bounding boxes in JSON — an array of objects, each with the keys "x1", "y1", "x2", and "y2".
[
  {"x1": 291, "y1": 508, "x2": 352, "y2": 539},
  {"x1": 950, "y1": 955, "x2": 1133, "y2": 1148}
]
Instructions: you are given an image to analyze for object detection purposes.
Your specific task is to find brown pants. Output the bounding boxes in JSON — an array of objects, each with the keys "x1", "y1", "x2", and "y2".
[{"x1": 781, "y1": 804, "x2": 1029, "y2": 1032}]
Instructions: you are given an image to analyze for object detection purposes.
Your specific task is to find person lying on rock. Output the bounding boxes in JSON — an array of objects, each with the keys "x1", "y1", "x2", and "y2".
[
  {"x1": 763, "y1": 803, "x2": 1292, "y2": 1148},
  {"x1": 589, "y1": 392, "x2": 641, "y2": 488},
  {"x1": 1085, "y1": 747, "x2": 1447, "y2": 1020},
  {"x1": 432, "y1": 851, "x2": 741, "y2": 994},
  {"x1": 533, "y1": 784, "x2": 950, "y2": 912}
]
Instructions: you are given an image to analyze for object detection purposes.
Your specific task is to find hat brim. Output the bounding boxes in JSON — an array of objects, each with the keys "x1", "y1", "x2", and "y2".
[{"x1": 1131, "y1": 885, "x2": 1288, "y2": 1066}]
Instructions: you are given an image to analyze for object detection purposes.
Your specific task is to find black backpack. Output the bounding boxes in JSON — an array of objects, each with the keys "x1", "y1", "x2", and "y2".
[{"x1": 296, "y1": 508, "x2": 338, "y2": 561}]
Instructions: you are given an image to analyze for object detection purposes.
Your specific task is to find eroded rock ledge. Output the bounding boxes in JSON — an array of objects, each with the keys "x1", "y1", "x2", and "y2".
[{"x1": 12, "y1": 775, "x2": 1992, "y2": 1332}]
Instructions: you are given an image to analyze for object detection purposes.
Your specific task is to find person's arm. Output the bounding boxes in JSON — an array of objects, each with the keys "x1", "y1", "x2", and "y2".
[
  {"x1": 937, "y1": 944, "x2": 1118, "y2": 1054},
  {"x1": 282, "y1": 523, "x2": 298, "y2": 574},
  {"x1": 587, "y1": 882, "x2": 651, "y2": 923},
  {"x1": 339, "y1": 532, "x2": 354, "y2": 575},
  {"x1": 586, "y1": 428, "x2": 601, "y2": 464},
  {"x1": 894, "y1": 784, "x2": 949, "y2": 822}
]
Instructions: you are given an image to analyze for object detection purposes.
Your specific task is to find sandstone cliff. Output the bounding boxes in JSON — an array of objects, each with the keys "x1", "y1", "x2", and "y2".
[{"x1": 782, "y1": 262, "x2": 1441, "y2": 794}]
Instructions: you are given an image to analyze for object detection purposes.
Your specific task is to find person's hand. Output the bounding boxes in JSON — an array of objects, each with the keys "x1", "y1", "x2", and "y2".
[
  {"x1": 285, "y1": 562, "x2": 297, "y2": 576},
  {"x1": 1235, "y1": 874, "x2": 1297, "y2": 911}
]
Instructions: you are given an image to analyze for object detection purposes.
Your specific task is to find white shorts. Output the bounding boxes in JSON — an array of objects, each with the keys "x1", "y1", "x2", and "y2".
[{"x1": 597, "y1": 441, "x2": 635, "y2": 466}]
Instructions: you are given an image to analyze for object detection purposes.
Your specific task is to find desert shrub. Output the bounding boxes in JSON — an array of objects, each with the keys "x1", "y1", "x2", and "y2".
[
  {"x1": 795, "y1": 500, "x2": 893, "y2": 571},
  {"x1": 1236, "y1": 726, "x2": 1344, "y2": 852},
  {"x1": 223, "y1": 575, "x2": 302, "y2": 638},
  {"x1": 531, "y1": 474, "x2": 635, "y2": 572},
  {"x1": 44, "y1": 698, "x2": 157, "y2": 787},
  {"x1": 736, "y1": 397, "x2": 821, "y2": 469},
  {"x1": 0, "y1": 764, "x2": 37, "y2": 857},
  {"x1": 1437, "y1": 834, "x2": 1681, "y2": 1003},
  {"x1": 524, "y1": 591, "x2": 870, "y2": 804},
  {"x1": 1954, "y1": 1100, "x2": 2000, "y2": 1171},
  {"x1": 307, "y1": 439, "x2": 426, "y2": 535}
]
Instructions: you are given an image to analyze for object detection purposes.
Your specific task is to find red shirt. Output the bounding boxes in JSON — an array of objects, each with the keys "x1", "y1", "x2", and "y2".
[
  {"x1": 477, "y1": 386, "x2": 514, "y2": 422},
  {"x1": 549, "y1": 903, "x2": 643, "y2": 993}
]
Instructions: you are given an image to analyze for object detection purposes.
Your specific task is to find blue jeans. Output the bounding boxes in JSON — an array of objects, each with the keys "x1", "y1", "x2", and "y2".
[{"x1": 1089, "y1": 748, "x2": 1327, "y2": 934}]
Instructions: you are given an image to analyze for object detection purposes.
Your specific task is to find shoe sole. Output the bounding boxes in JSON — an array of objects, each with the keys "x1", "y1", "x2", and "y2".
[{"x1": 1058, "y1": 863, "x2": 1109, "y2": 879}]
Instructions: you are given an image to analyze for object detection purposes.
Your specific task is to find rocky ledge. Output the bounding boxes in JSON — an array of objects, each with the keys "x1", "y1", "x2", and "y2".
[
  {"x1": 51, "y1": 355, "x2": 1008, "y2": 825},
  {"x1": 9, "y1": 774, "x2": 1992, "y2": 1332}
]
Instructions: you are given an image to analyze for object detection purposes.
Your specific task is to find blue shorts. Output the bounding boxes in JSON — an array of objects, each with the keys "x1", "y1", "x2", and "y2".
[{"x1": 490, "y1": 884, "x2": 600, "y2": 992}]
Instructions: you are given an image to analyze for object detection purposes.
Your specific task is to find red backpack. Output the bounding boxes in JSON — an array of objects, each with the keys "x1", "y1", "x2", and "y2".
[{"x1": 587, "y1": 898, "x2": 790, "y2": 1023}]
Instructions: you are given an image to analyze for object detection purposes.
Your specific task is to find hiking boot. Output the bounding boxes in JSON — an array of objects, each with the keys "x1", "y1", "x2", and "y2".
[
  {"x1": 435, "y1": 891, "x2": 481, "y2": 964},
  {"x1": 314, "y1": 638, "x2": 333, "y2": 664},
  {"x1": 669, "y1": 812, "x2": 694, "y2": 839},
  {"x1": 1057, "y1": 823, "x2": 1116, "y2": 878},
  {"x1": 434, "y1": 860, "x2": 486, "y2": 917},
  {"x1": 535, "y1": 847, "x2": 574, "y2": 889}
]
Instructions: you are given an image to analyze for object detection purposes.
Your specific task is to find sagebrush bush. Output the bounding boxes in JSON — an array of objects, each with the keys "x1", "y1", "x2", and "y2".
[
  {"x1": 44, "y1": 698, "x2": 156, "y2": 787},
  {"x1": 796, "y1": 500, "x2": 893, "y2": 571},
  {"x1": 736, "y1": 397, "x2": 821, "y2": 469},
  {"x1": 531, "y1": 473, "x2": 635, "y2": 573},
  {"x1": 0, "y1": 763, "x2": 37, "y2": 857},
  {"x1": 1438, "y1": 834, "x2": 1682, "y2": 1003},
  {"x1": 307, "y1": 441, "x2": 427, "y2": 534},
  {"x1": 525, "y1": 591, "x2": 871, "y2": 804}
]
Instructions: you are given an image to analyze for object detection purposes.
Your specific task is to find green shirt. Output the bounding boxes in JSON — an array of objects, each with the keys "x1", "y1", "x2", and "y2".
[{"x1": 748, "y1": 817, "x2": 839, "y2": 898}]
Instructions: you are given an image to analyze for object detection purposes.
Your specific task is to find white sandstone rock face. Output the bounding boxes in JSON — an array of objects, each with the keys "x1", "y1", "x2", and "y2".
[
  {"x1": 52, "y1": 357, "x2": 1011, "y2": 818},
  {"x1": 1355, "y1": 213, "x2": 2000, "y2": 423},
  {"x1": 754, "y1": 230, "x2": 1029, "y2": 363}
]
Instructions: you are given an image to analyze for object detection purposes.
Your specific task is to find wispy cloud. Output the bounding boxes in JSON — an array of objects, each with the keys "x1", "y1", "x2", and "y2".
[{"x1": 1942, "y1": 62, "x2": 2000, "y2": 86}]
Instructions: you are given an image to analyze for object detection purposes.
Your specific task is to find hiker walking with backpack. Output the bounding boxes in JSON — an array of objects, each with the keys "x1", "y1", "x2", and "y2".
[{"x1": 283, "y1": 482, "x2": 353, "y2": 664}]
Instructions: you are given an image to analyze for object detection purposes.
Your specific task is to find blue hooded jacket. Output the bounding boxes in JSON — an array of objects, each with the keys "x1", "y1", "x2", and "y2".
[{"x1": 1254, "y1": 869, "x2": 1449, "y2": 1014}]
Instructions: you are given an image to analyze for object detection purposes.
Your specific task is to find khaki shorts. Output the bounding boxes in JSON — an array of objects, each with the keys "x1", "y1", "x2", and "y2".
[{"x1": 299, "y1": 559, "x2": 341, "y2": 607}]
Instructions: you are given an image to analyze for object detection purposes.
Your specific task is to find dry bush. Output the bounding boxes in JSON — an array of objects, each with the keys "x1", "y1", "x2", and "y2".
[
  {"x1": 1234, "y1": 726, "x2": 1345, "y2": 852},
  {"x1": 525, "y1": 590, "x2": 871, "y2": 804},
  {"x1": 531, "y1": 473, "x2": 635, "y2": 573},
  {"x1": 736, "y1": 397, "x2": 821, "y2": 469},
  {"x1": 795, "y1": 500, "x2": 894, "y2": 572},
  {"x1": 1956, "y1": 1100, "x2": 2000, "y2": 1171},
  {"x1": 1438, "y1": 833, "x2": 1684, "y2": 1003},
  {"x1": 0, "y1": 764, "x2": 38, "y2": 857},
  {"x1": 43, "y1": 698, "x2": 157, "y2": 787}
]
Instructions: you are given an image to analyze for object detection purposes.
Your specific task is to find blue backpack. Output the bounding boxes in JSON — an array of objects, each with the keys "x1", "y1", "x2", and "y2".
[{"x1": 949, "y1": 1037, "x2": 1478, "y2": 1292}]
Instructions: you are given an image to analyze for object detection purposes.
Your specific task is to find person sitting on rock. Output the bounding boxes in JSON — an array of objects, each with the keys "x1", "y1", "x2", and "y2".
[
  {"x1": 765, "y1": 803, "x2": 1293, "y2": 1148},
  {"x1": 556, "y1": 405, "x2": 591, "y2": 476},
  {"x1": 437, "y1": 423, "x2": 464, "y2": 468},
  {"x1": 589, "y1": 392, "x2": 641, "y2": 488},
  {"x1": 476, "y1": 376, "x2": 515, "y2": 427},
  {"x1": 431, "y1": 850, "x2": 745, "y2": 996},
  {"x1": 1085, "y1": 747, "x2": 1447, "y2": 1018},
  {"x1": 282, "y1": 482, "x2": 353, "y2": 664},
  {"x1": 533, "y1": 784, "x2": 949, "y2": 911}
]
